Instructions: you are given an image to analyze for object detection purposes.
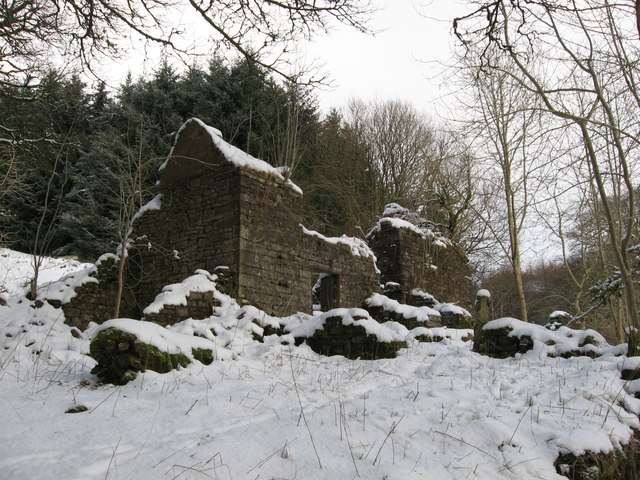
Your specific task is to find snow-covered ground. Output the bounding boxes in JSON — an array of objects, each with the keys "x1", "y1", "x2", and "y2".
[
  {"x1": 0, "y1": 248, "x2": 93, "y2": 297},
  {"x1": 1, "y1": 250, "x2": 639, "y2": 480}
]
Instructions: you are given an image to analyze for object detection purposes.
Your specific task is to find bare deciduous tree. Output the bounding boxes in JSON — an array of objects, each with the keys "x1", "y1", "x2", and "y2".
[
  {"x1": 458, "y1": 55, "x2": 552, "y2": 322},
  {"x1": 97, "y1": 122, "x2": 157, "y2": 319},
  {"x1": 455, "y1": 0, "x2": 640, "y2": 334},
  {"x1": 344, "y1": 99, "x2": 443, "y2": 218},
  {"x1": 0, "y1": 0, "x2": 374, "y2": 87}
]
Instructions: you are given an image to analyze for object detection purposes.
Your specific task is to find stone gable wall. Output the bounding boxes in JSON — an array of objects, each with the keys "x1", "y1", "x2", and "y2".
[{"x1": 129, "y1": 161, "x2": 240, "y2": 312}]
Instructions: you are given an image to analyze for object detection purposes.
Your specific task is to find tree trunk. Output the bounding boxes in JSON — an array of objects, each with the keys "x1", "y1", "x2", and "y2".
[
  {"x1": 507, "y1": 192, "x2": 528, "y2": 322},
  {"x1": 580, "y1": 123, "x2": 640, "y2": 332},
  {"x1": 635, "y1": 0, "x2": 640, "y2": 39},
  {"x1": 113, "y1": 239, "x2": 127, "y2": 319}
]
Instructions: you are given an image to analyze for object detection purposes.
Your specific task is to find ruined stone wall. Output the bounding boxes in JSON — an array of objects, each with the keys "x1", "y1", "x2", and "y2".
[
  {"x1": 62, "y1": 257, "x2": 138, "y2": 330},
  {"x1": 423, "y1": 244, "x2": 474, "y2": 308},
  {"x1": 368, "y1": 220, "x2": 473, "y2": 307},
  {"x1": 236, "y1": 169, "x2": 308, "y2": 315},
  {"x1": 234, "y1": 170, "x2": 380, "y2": 315},
  {"x1": 303, "y1": 234, "x2": 380, "y2": 311},
  {"x1": 300, "y1": 316, "x2": 406, "y2": 360},
  {"x1": 62, "y1": 118, "x2": 384, "y2": 324},
  {"x1": 144, "y1": 291, "x2": 221, "y2": 326},
  {"x1": 130, "y1": 161, "x2": 240, "y2": 313},
  {"x1": 367, "y1": 221, "x2": 429, "y2": 299}
]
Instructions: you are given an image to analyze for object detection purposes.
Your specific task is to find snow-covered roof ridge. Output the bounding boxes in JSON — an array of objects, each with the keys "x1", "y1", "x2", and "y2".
[{"x1": 161, "y1": 118, "x2": 302, "y2": 194}]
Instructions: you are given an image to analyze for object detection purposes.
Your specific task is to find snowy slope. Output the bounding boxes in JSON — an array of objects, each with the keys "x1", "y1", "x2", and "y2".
[
  {"x1": 0, "y1": 248, "x2": 93, "y2": 297},
  {"x1": 0, "y1": 249, "x2": 639, "y2": 480}
]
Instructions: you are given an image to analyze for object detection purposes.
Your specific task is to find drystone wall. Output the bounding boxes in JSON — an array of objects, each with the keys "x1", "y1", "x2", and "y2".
[
  {"x1": 62, "y1": 257, "x2": 137, "y2": 330},
  {"x1": 300, "y1": 315, "x2": 406, "y2": 360},
  {"x1": 368, "y1": 219, "x2": 473, "y2": 308},
  {"x1": 61, "y1": 118, "x2": 382, "y2": 325},
  {"x1": 368, "y1": 220, "x2": 428, "y2": 297},
  {"x1": 143, "y1": 291, "x2": 222, "y2": 326},
  {"x1": 303, "y1": 233, "x2": 380, "y2": 313},
  {"x1": 234, "y1": 169, "x2": 308, "y2": 314},
  {"x1": 421, "y1": 243, "x2": 474, "y2": 308}
]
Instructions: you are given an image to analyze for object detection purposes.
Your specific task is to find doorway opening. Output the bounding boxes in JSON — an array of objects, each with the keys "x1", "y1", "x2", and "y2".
[{"x1": 312, "y1": 273, "x2": 340, "y2": 312}]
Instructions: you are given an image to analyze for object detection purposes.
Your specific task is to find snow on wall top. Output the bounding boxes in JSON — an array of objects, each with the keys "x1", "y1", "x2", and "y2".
[
  {"x1": 131, "y1": 193, "x2": 163, "y2": 224},
  {"x1": 160, "y1": 118, "x2": 302, "y2": 194},
  {"x1": 410, "y1": 288, "x2": 437, "y2": 303},
  {"x1": 92, "y1": 318, "x2": 233, "y2": 361},
  {"x1": 370, "y1": 216, "x2": 428, "y2": 238},
  {"x1": 142, "y1": 269, "x2": 220, "y2": 315},
  {"x1": 301, "y1": 226, "x2": 377, "y2": 261},
  {"x1": 289, "y1": 308, "x2": 407, "y2": 343},
  {"x1": 433, "y1": 302, "x2": 472, "y2": 317},
  {"x1": 367, "y1": 203, "x2": 453, "y2": 250},
  {"x1": 366, "y1": 293, "x2": 441, "y2": 320},
  {"x1": 36, "y1": 265, "x2": 98, "y2": 304},
  {"x1": 483, "y1": 317, "x2": 626, "y2": 357},
  {"x1": 382, "y1": 203, "x2": 408, "y2": 217}
]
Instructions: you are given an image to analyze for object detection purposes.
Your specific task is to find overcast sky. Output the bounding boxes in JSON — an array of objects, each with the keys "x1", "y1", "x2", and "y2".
[
  {"x1": 304, "y1": 0, "x2": 468, "y2": 114},
  {"x1": 104, "y1": 1, "x2": 468, "y2": 117}
]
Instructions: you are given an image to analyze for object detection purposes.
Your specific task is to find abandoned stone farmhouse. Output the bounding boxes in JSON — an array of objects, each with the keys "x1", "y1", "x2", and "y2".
[{"x1": 59, "y1": 118, "x2": 472, "y2": 328}]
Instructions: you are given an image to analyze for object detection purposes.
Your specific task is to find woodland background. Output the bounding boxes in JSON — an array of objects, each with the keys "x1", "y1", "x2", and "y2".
[{"x1": 1, "y1": 0, "x2": 639, "y2": 343}]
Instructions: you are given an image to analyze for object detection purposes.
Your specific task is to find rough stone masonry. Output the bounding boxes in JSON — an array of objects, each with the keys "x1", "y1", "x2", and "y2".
[{"x1": 60, "y1": 118, "x2": 472, "y2": 328}]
